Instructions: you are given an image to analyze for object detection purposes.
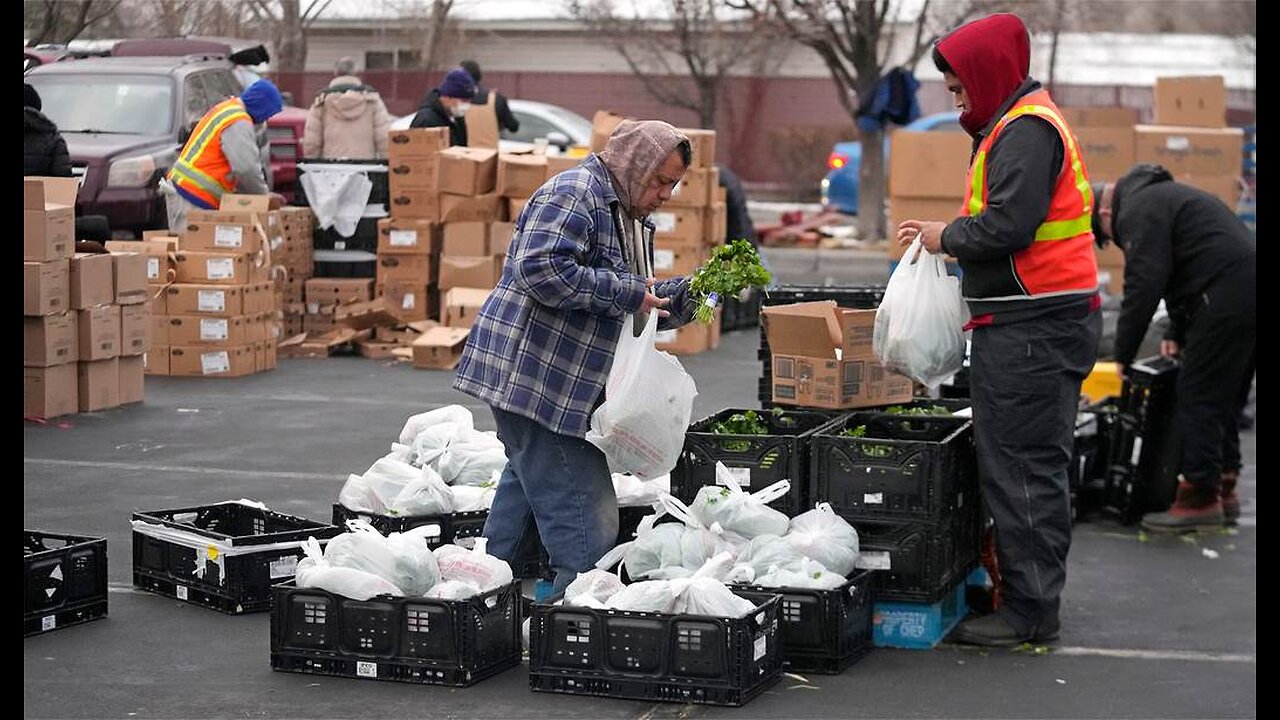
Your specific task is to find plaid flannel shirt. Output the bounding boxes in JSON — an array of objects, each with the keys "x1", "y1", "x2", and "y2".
[{"x1": 453, "y1": 154, "x2": 695, "y2": 438}]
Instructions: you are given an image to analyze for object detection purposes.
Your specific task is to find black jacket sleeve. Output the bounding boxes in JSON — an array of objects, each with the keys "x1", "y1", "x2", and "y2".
[
  {"x1": 50, "y1": 133, "x2": 72, "y2": 177},
  {"x1": 1112, "y1": 196, "x2": 1176, "y2": 365},
  {"x1": 495, "y1": 93, "x2": 519, "y2": 133},
  {"x1": 940, "y1": 117, "x2": 1063, "y2": 262}
]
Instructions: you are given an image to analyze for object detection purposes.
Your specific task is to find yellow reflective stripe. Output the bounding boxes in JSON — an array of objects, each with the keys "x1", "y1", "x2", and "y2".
[
  {"x1": 998, "y1": 103, "x2": 1093, "y2": 213},
  {"x1": 181, "y1": 103, "x2": 250, "y2": 163},
  {"x1": 169, "y1": 161, "x2": 225, "y2": 198},
  {"x1": 1033, "y1": 213, "x2": 1092, "y2": 241},
  {"x1": 968, "y1": 151, "x2": 987, "y2": 215}
]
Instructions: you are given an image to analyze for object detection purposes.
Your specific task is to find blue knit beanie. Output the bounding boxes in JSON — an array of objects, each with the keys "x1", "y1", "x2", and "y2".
[
  {"x1": 241, "y1": 79, "x2": 283, "y2": 123},
  {"x1": 438, "y1": 68, "x2": 476, "y2": 99}
]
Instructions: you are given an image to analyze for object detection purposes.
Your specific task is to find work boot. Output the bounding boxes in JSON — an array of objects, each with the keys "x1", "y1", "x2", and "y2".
[
  {"x1": 948, "y1": 610, "x2": 1059, "y2": 647},
  {"x1": 1141, "y1": 478, "x2": 1225, "y2": 532},
  {"x1": 1219, "y1": 470, "x2": 1241, "y2": 522}
]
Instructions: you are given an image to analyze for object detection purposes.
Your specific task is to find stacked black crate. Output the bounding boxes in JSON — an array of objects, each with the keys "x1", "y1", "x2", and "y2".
[{"x1": 1102, "y1": 355, "x2": 1181, "y2": 524}]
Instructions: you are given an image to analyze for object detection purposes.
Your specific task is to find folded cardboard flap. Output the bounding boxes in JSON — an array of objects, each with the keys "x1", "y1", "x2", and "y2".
[{"x1": 761, "y1": 301, "x2": 842, "y2": 358}]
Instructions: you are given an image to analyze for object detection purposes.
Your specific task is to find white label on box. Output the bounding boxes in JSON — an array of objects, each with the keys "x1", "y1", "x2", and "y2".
[
  {"x1": 176, "y1": 585, "x2": 189, "y2": 600},
  {"x1": 356, "y1": 661, "x2": 378, "y2": 678},
  {"x1": 200, "y1": 318, "x2": 229, "y2": 340},
  {"x1": 206, "y1": 257, "x2": 235, "y2": 280},
  {"x1": 201, "y1": 351, "x2": 230, "y2": 375},
  {"x1": 197, "y1": 290, "x2": 226, "y2": 312},
  {"x1": 864, "y1": 492, "x2": 884, "y2": 505},
  {"x1": 654, "y1": 249, "x2": 676, "y2": 271},
  {"x1": 390, "y1": 229, "x2": 418, "y2": 247},
  {"x1": 855, "y1": 551, "x2": 892, "y2": 571},
  {"x1": 403, "y1": 293, "x2": 416, "y2": 309},
  {"x1": 334, "y1": 240, "x2": 346, "y2": 250},
  {"x1": 214, "y1": 224, "x2": 244, "y2": 248},
  {"x1": 1165, "y1": 136, "x2": 1191, "y2": 152},
  {"x1": 753, "y1": 635, "x2": 767, "y2": 661},
  {"x1": 654, "y1": 329, "x2": 678, "y2": 344},
  {"x1": 652, "y1": 212, "x2": 677, "y2": 233},
  {"x1": 1130, "y1": 436, "x2": 1144, "y2": 466},
  {"x1": 42, "y1": 615, "x2": 56, "y2": 631},
  {"x1": 269, "y1": 555, "x2": 298, "y2": 579},
  {"x1": 719, "y1": 467, "x2": 752, "y2": 487},
  {"x1": 147, "y1": 257, "x2": 160, "y2": 280},
  {"x1": 306, "y1": 302, "x2": 320, "y2": 315}
]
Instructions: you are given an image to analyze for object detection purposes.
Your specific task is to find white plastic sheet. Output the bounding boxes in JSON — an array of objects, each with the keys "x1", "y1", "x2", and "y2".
[{"x1": 298, "y1": 165, "x2": 373, "y2": 236}]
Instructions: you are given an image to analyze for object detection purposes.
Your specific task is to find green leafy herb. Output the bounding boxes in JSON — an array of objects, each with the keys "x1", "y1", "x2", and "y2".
[
  {"x1": 841, "y1": 425, "x2": 868, "y2": 438},
  {"x1": 712, "y1": 410, "x2": 770, "y2": 436},
  {"x1": 885, "y1": 404, "x2": 953, "y2": 416},
  {"x1": 689, "y1": 239, "x2": 771, "y2": 324}
]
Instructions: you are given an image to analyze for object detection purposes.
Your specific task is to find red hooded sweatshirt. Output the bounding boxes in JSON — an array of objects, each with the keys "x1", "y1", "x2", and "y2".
[{"x1": 935, "y1": 14, "x2": 1031, "y2": 136}]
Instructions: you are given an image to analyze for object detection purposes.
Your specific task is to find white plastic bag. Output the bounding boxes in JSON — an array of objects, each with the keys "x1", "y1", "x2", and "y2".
[
  {"x1": 873, "y1": 236, "x2": 969, "y2": 389},
  {"x1": 725, "y1": 533, "x2": 807, "y2": 584},
  {"x1": 586, "y1": 313, "x2": 697, "y2": 480},
  {"x1": 399, "y1": 405, "x2": 475, "y2": 445},
  {"x1": 323, "y1": 521, "x2": 441, "y2": 596},
  {"x1": 606, "y1": 553, "x2": 754, "y2": 617},
  {"x1": 434, "y1": 538, "x2": 514, "y2": 591},
  {"x1": 754, "y1": 557, "x2": 845, "y2": 590},
  {"x1": 294, "y1": 537, "x2": 404, "y2": 600},
  {"x1": 613, "y1": 473, "x2": 671, "y2": 507},
  {"x1": 437, "y1": 429, "x2": 508, "y2": 486},
  {"x1": 689, "y1": 470, "x2": 792, "y2": 539},
  {"x1": 343, "y1": 454, "x2": 453, "y2": 516},
  {"x1": 564, "y1": 569, "x2": 626, "y2": 608},
  {"x1": 424, "y1": 579, "x2": 483, "y2": 600},
  {"x1": 784, "y1": 503, "x2": 860, "y2": 576},
  {"x1": 450, "y1": 482, "x2": 497, "y2": 512}
]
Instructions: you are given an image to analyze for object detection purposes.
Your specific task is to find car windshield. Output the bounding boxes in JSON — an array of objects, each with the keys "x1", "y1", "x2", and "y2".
[
  {"x1": 540, "y1": 105, "x2": 592, "y2": 141},
  {"x1": 28, "y1": 74, "x2": 173, "y2": 135}
]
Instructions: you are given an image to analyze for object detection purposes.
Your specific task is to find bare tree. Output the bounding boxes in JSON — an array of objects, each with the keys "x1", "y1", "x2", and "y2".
[
  {"x1": 246, "y1": 0, "x2": 335, "y2": 71},
  {"x1": 25, "y1": 0, "x2": 124, "y2": 45},
  {"x1": 120, "y1": 0, "x2": 257, "y2": 38},
  {"x1": 567, "y1": 0, "x2": 781, "y2": 129}
]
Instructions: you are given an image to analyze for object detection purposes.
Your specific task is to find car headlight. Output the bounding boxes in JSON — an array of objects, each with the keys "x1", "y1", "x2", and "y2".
[{"x1": 107, "y1": 155, "x2": 158, "y2": 188}]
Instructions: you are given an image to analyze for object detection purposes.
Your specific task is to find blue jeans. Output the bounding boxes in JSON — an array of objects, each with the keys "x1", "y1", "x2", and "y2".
[{"x1": 484, "y1": 406, "x2": 619, "y2": 594}]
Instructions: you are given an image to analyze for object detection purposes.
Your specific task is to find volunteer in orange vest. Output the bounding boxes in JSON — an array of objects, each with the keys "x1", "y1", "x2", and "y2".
[
  {"x1": 162, "y1": 79, "x2": 283, "y2": 231},
  {"x1": 895, "y1": 13, "x2": 1101, "y2": 647}
]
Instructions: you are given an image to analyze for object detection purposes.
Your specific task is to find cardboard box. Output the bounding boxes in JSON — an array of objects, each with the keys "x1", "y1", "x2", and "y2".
[
  {"x1": 437, "y1": 147, "x2": 498, "y2": 196},
  {"x1": 174, "y1": 251, "x2": 253, "y2": 285},
  {"x1": 653, "y1": 239, "x2": 708, "y2": 277},
  {"x1": 78, "y1": 305, "x2": 121, "y2": 361},
  {"x1": 182, "y1": 219, "x2": 264, "y2": 254},
  {"x1": 668, "y1": 167, "x2": 714, "y2": 208},
  {"x1": 442, "y1": 287, "x2": 491, "y2": 328},
  {"x1": 1178, "y1": 174, "x2": 1241, "y2": 209},
  {"x1": 762, "y1": 302, "x2": 913, "y2": 409},
  {"x1": 334, "y1": 298, "x2": 400, "y2": 331},
  {"x1": 655, "y1": 310, "x2": 721, "y2": 355},
  {"x1": 377, "y1": 253, "x2": 436, "y2": 286},
  {"x1": 490, "y1": 221, "x2": 516, "y2": 256},
  {"x1": 443, "y1": 222, "x2": 491, "y2": 256},
  {"x1": 887, "y1": 197, "x2": 964, "y2": 259},
  {"x1": 24, "y1": 364, "x2": 78, "y2": 418},
  {"x1": 379, "y1": 280, "x2": 434, "y2": 322},
  {"x1": 165, "y1": 283, "x2": 248, "y2": 316},
  {"x1": 1154, "y1": 76, "x2": 1226, "y2": 128},
  {"x1": 23, "y1": 178, "x2": 76, "y2": 261},
  {"x1": 168, "y1": 345, "x2": 255, "y2": 377},
  {"x1": 507, "y1": 197, "x2": 529, "y2": 220},
  {"x1": 1062, "y1": 106, "x2": 1140, "y2": 128},
  {"x1": 110, "y1": 252, "x2": 150, "y2": 306},
  {"x1": 590, "y1": 111, "x2": 627, "y2": 153},
  {"x1": 25, "y1": 176, "x2": 79, "y2": 210},
  {"x1": 108, "y1": 239, "x2": 177, "y2": 284},
  {"x1": 704, "y1": 202, "x2": 727, "y2": 246},
  {"x1": 117, "y1": 355, "x2": 145, "y2": 404},
  {"x1": 144, "y1": 346, "x2": 170, "y2": 376},
  {"x1": 24, "y1": 260, "x2": 69, "y2": 316},
  {"x1": 389, "y1": 188, "x2": 440, "y2": 221},
  {"x1": 1076, "y1": 126, "x2": 1136, "y2": 182},
  {"x1": 678, "y1": 128, "x2": 717, "y2": 168},
  {"x1": 304, "y1": 313, "x2": 338, "y2": 336},
  {"x1": 387, "y1": 127, "x2": 450, "y2": 159},
  {"x1": 120, "y1": 303, "x2": 150, "y2": 356},
  {"x1": 164, "y1": 315, "x2": 255, "y2": 346},
  {"x1": 412, "y1": 327, "x2": 470, "y2": 369},
  {"x1": 546, "y1": 155, "x2": 581, "y2": 177},
  {"x1": 218, "y1": 193, "x2": 271, "y2": 213},
  {"x1": 24, "y1": 313, "x2": 79, "y2": 367},
  {"x1": 377, "y1": 218, "x2": 438, "y2": 255},
  {"x1": 651, "y1": 206, "x2": 704, "y2": 244},
  {"x1": 388, "y1": 153, "x2": 440, "y2": 190},
  {"x1": 77, "y1": 358, "x2": 121, "y2": 412},
  {"x1": 439, "y1": 255, "x2": 503, "y2": 291},
  {"x1": 69, "y1": 253, "x2": 115, "y2": 309},
  {"x1": 889, "y1": 131, "x2": 972, "y2": 199},
  {"x1": 150, "y1": 313, "x2": 170, "y2": 346},
  {"x1": 440, "y1": 193, "x2": 503, "y2": 223},
  {"x1": 265, "y1": 339, "x2": 278, "y2": 370},
  {"x1": 496, "y1": 154, "x2": 548, "y2": 197},
  {"x1": 1134, "y1": 125, "x2": 1244, "y2": 177},
  {"x1": 304, "y1": 278, "x2": 374, "y2": 306}
]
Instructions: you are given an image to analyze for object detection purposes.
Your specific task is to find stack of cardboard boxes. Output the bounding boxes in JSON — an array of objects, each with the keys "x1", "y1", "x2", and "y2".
[
  {"x1": 302, "y1": 277, "x2": 375, "y2": 337},
  {"x1": 146, "y1": 195, "x2": 280, "y2": 378},
  {"x1": 885, "y1": 129, "x2": 970, "y2": 267},
  {"x1": 277, "y1": 206, "x2": 316, "y2": 338},
  {"x1": 383, "y1": 128, "x2": 448, "y2": 328},
  {"x1": 24, "y1": 178, "x2": 149, "y2": 418}
]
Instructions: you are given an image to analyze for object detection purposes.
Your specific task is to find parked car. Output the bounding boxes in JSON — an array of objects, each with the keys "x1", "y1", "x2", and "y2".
[
  {"x1": 821, "y1": 111, "x2": 963, "y2": 214},
  {"x1": 389, "y1": 99, "x2": 592, "y2": 155}
]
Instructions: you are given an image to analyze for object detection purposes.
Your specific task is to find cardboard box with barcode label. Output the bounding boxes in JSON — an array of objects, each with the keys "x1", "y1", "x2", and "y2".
[
  {"x1": 165, "y1": 284, "x2": 248, "y2": 316},
  {"x1": 677, "y1": 128, "x2": 716, "y2": 168},
  {"x1": 119, "y1": 355, "x2": 145, "y2": 404},
  {"x1": 377, "y1": 253, "x2": 436, "y2": 287},
  {"x1": 78, "y1": 305, "x2": 121, "y2": 362},
  {"x1": 165, "y1": 315, "x2": 256, "y2": 346},
  {"x1": 655, "y1": 309, "x2": 721, "y2": 355},
  {"x1": 77, "y1": 358, "x2": 120, "y2": 412},
  {"x1": 25, "y1": 364, "x2": 78, "y2": 418},
  {"x1": 182, "y1": 219, "x2": 265, "y2": 254},
  {"x1": 440, "y1": 255, "x2": 503, "y2": 291},
  {"x1": 120, "y1": 303, "x2": 150, "y2": 356},
  {"x1": 438, "y1": 147, "x2": 498, "y2": 197},
  {"x1": 388, "y1": 153, "x2": 440, "y2": 191},
  {"x1": 376, "y1": 218, "x2": 439, "y2": 255},
  {"x1": 667, "y1": 167, "x2": 716, "y2": 208},
  {"x1": 24, "y1": 260, "x2": 69, "y2": 316},
  {"x1": 108, "y1": 239, "x2": 177, "y2": 285},
  {"x1": 388, "y1": 127, "x2": 450, "y2": 159},
  {"x1": 653, "y1": 239, "x2": 708, "y2": 278},
  {"x1": 174, "y1": 251, "x2": 253, "y2": 285},
  {"x1": 70, "y1": 253, "x2": 115, "y2": 309},
  {"x1": 651, "y1": 207, "x2": 704, "y2": 245},
  {"x1": 24, "y1": 313, "x2": 78, "y2": 367},
  {"x1": 169, "y1": 345, "x2": 255, "y2": 377},
  {"x1": 304, "y1": 278, "x2": 374, "y2": 308},
  {"x1": 24, "y1": 177, "x2": 76, "y2": 262},
  {"x1": 1154, "y1": 76, "x2": 1226, "y2": 128},
  {"x1": 412, "y1": 327, "x2": 470, "y2": 369},
  {"x1": 762, "y1": 301, "x2": 912, "y2": 410},
  {"x1": 497, "y1": 154, "x2": 548, "y2": 198},
  {"x1": 1134, "y1": 125, "x2": 1243, "y2": 177},
  {"x1": 378, "y1": 280, "x2": 435, "y2": 322},
  {"x1": 442, "y1": 287, "x2": 492, "y2": 328}
]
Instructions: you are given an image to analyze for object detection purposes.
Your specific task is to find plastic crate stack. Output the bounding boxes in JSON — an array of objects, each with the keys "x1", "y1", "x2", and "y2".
[
  {"x1": 25, "y1": 530, "x2": 108, "y2": 636},
  {"x1": 1101, "y1": 356, "x2": 1181, "y2": 524}
]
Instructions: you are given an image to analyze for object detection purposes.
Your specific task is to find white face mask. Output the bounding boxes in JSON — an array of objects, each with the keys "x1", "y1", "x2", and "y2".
[{"x1": 451, "y1": 102, "x2": 471, "y2": 118}]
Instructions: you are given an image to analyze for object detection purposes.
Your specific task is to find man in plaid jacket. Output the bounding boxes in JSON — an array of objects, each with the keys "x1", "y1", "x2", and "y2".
[{"x1": 454, "y1": 120, "x2": 698, "y2": 592}]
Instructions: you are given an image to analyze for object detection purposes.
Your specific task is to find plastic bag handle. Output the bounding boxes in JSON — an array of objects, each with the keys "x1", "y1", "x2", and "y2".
[
  {"x1": 749, "y1": 479, "x2": 791, "y2": 505},
  {"x1": 658, "y1": 493, "x2": 703, "y2": 529}
]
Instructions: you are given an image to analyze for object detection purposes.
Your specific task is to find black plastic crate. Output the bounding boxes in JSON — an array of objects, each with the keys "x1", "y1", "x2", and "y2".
[
  {"x1": 673, "y1": 408, "x2": 846, "y2": 516},
  {"x1": 735, "y1": 570, "x2": 873, "y2": 674},
  {"x1": 312, "y1": 216, "x2": 380, "y2": 253},
  {"x1": 760, "y1": 285, "x2": 887, "y2": 310},
  {"x1": 1103, "y1": 357, "x2": 1181, "y2": 524},
  {"x1": 529, "y1": 591, "x2": 782, "y2": 707},
  {"x1": 853, "y1": 501, "x2": 982, "y2": 603},
  {"x1": 133, "y1": 503, "x2": 342, "y2": 614},
  {"x1": 271, "y1": 580, "x2": 521, "y2": 687},
  {"x1": 721, "y1": 288, "x2": 762, "y2": 331},
  {"x1": 295, "y1": 160, "x2": 389, "y2": 208},
  {"x1": 25, "y1": 531, "x2": 108, "y2": 636},
  {"x1": 1070, "y1": 398, "x2": 1119, "y2": 522},
  {"x1": 313, "y1": 250, "x2": 377, "y2": 279},
  {"x1": 811, "y1": 412, "x2": 977, "y2": 522}
]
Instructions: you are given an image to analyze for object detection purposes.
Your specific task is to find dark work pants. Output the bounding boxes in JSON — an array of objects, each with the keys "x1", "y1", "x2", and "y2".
[
  {"x1": 1177, "y1": 264, "x2": 1257, "y2": 488},
  {"x1": 970, "y1": 310, "x2": 1101, "y2": 634}
]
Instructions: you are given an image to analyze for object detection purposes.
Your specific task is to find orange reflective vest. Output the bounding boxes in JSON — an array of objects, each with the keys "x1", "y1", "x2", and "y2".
[
  {"x1": 166, "y1": 98, "x2": 252, "y2": 208},
  {"x1": 962, "y1": 90, "x2": 1098, "y2": 299}
]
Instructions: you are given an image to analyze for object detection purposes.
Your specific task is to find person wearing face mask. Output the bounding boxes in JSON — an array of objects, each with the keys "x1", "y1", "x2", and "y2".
[
  {"x1": 408, "y1": 67, "x2": 475, "y2": 146},
  {"x1": 453, "y1": 120, "x2": 698, "y2": 594},
  {"x1": 161, "y1": 79, "x2": 284, "y2": 231}
]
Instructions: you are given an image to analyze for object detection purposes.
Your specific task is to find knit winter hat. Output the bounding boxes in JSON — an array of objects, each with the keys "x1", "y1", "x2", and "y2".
[{"x1": 438, "y1": 68, "x2": 476, "y2": 99}]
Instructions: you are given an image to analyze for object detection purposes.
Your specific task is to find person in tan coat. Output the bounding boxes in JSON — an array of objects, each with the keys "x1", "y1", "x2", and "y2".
[{"x1": 302, "y1": 57, "x2": 391, "y2": 160}]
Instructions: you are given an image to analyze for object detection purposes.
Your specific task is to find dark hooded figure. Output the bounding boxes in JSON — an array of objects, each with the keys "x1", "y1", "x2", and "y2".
[
  {"x1": 894, "y1": 13, "x2": 1102, "y2": 647},
  {"x1": 24, "y1": 83, "x2": 72, "y2": 177},
  {"x1": 453, "y1": 120, "x2": 698, "y2": 595}
]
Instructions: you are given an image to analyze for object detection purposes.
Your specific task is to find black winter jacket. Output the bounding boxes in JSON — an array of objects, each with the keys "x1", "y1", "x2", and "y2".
[
  {"x1": 25, "y1": 107, "x2": 72, "y2": 177},
  {"x1": 409, "y1": 90, "x2": 467, "y2": 147}
]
